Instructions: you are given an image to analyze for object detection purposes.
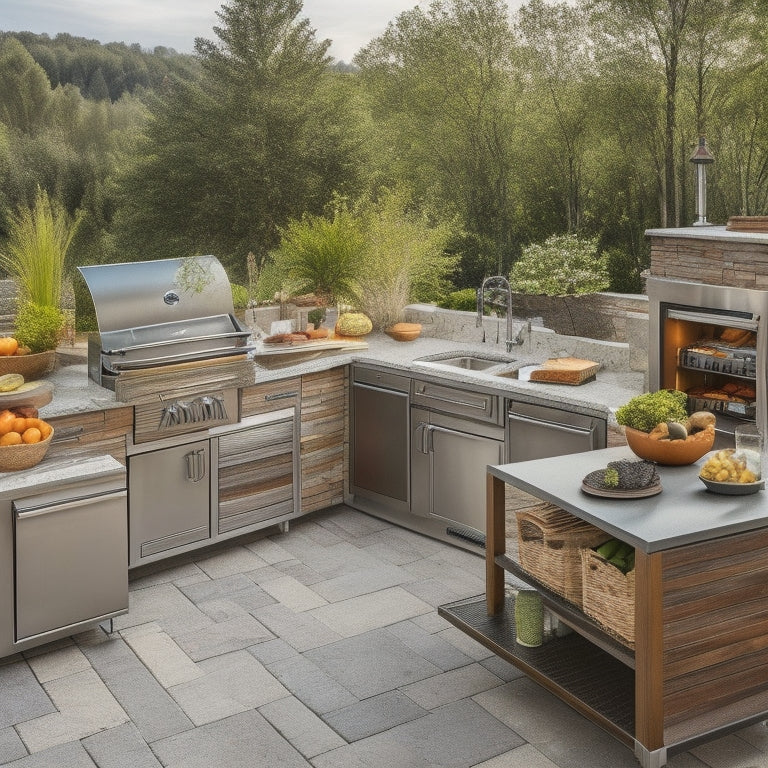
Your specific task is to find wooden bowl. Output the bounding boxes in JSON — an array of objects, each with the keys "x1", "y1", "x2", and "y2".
[
  {"x1": 624, "y1": 426, "x2": 714, "y2": 466},
  {"x1": 385, "y1": 322, "x2": 422, "y2": 342},
  {"x1": 0, "y1": 351, "x2": 56, "y2": 380},
  {"x1": 0, "y1": 428, "x2": 54, "y2": 472}
]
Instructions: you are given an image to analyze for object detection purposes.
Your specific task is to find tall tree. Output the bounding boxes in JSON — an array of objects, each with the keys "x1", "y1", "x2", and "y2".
[
  {"x1": 113, "y1": 0, "x2": 364, "y2": 279},
  {"x1": 356, "y1": 0, "x2": 520, "y2": 282}
]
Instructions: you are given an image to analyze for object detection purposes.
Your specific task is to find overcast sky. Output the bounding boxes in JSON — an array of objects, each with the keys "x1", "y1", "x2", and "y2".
[{"x1": 2, "y1": 0, "x2": 526, "y2": 64}]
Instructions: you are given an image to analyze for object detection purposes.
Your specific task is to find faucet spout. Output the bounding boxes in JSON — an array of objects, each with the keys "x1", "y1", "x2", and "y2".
[{"x1": 477, "y1": 276, "x2": 515, "y2": 351}]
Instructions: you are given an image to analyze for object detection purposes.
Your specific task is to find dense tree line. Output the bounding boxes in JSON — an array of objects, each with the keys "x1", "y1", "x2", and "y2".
[{"x1": 1, "y1": 0, "x2": 768, "y2": 303}]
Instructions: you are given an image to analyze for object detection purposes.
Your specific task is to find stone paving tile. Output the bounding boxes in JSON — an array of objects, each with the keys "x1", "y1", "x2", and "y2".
[
  {"x1": 16, "y1": 669, "x2": 128, "y2": 753},
  {"x1": 167, "y1": 649, "x2": 288, "y2": 726},
  {"x1": 172, "y1": 614, "x2": 274, "y2": 661},
  {"x1": 479, "y1": 653, "x2": 526, "y2": 683},
  {"x1": 81, "y1": 723, "x2": 162, "y2": 768},
  {"x1": 400, "y1": 662, "x2": 504, "y2": 709},
  {"x1": 689, "y1": 732, "x2": 768, "y2": 767},
  {"x1": 78, "y1": 636, "x2": 193, "y2": 744},
  {"x1": 151, "y1": 709, "x2": 310, "y2": 768},
  {"x1": 244, "y1": 536, "x2": 296, "y2": 564},
  {"x1": 403, "y1": 557, "x2": 486, "y2": 600},
  {"x1": 25, "y1": 644, "x2": 91, "y2": 684},
  {"x1": 246, "y1": 562, "x2": 296, "y2": 585},
  {"x1": 265, "y1": 653, "x2": 358, "y2": 715},
  {"x1": 3, "y1": 740, "x2": 98, "y2": 768},
  {"x1": 308, "y1": 586, "x2": 433, "y2": 637},
  {"x1": 120, "y1": 624, "x2": 203, "y2": 688},
  {"x1": 355, "y1": 527, "x2": 447, "y2": 565},
  {"x1": 252, "y1": 603, "x2": 342, "y2": 652},
  {"x1": 112, "y1": 583, "x2": 213, "y2": 637},
  {"x1": 321, "y1": 690, "x2": 428, "y2": 742},
  {"x1": 435, "y1": 625, "x2": 496, "y2": 661},
  {"x1": 128, "y1": 562, "x2": 206, "y2": 591},
  {"x1": 246, "y1": 637, "x2": 300, "y2": 665},
  {"x1": 0, "y1": 660, "x2": 55, "y2": 730},
  {"x1": 259, "y1": 575, "x2": 329, "y2": 611},
  {"x1": 194, "y1": 545, "x2": 269, "y2": 579},
  {"x1": 0, "y1": 726, "x2": 28, "y2": 764},
  {"x1": 304, "y1": 629, "x2": 442, "y2": 699},
  {"x1": 310, "y1": 562, "x2": 413, "y2": 603},
  {"x1": 258, "y1": 695, "x2": 345, "y2": 759},
  {"x1": 313, "y1": 506, "x2": 393, "y2": 540},
  {"x1": 273, "y1": 559, "x2": 326, "y2": 586},
  {"x1": 385, "y1": 619, "x2": 476, "y2": 671},
  {"x1": 474, "y1": 743, "x2": 562, "y2": 768},
  {"x1": 400, "y1": 576, "x2": 468, "y2": 608},
  {"x1": 315, "y1": 698, "x2": 525, "y2": 768},
  {"x1": 474, "y1": 677, "x2": 639, "y2": 768}
]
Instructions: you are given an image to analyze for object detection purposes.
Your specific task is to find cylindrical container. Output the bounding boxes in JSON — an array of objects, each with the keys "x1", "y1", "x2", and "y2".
[
  {"x1": 514, "y1": 589, "x2": 544, "y2": 647},
  {"x1": 735, "y1": 424, "x2": 763, "y2": 479}
]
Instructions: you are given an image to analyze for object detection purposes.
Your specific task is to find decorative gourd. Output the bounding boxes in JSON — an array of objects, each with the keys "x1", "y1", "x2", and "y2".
[{"x1": 335, "y1": 312, "x2": 372, "y2": 337}]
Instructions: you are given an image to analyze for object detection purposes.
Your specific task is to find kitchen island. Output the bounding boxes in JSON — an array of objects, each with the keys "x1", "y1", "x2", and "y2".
[{"x1": 439, "y1": 447, "x2": 768, "y2": 768}]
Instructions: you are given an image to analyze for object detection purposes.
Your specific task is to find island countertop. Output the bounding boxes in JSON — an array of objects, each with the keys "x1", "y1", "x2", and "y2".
[{"x1": 490, "y1": 445, "x2": 762, "y2": 553}]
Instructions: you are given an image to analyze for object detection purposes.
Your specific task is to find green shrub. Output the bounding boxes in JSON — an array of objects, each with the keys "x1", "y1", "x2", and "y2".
[
  {"x1": 15, "y1": 301, "x2": 65, "y2": 352},
  {"x1": 231, "y1": 283, "x2": 249, "y2": 309},
  {"x1": 510, "y1": 234, "x2": 609, "y2": 296},
  {"x1": 439, "y1": 288, "x2": 477, "y2": 312}
]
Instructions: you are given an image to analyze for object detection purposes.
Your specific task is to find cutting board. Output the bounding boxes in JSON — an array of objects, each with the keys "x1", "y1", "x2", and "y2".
[
  {"x1": 527, "y1": 357, "x2": 600, "y2": 385},
  {"x1": 253, "y1": 339, "x2": 368, "y2": 368}
]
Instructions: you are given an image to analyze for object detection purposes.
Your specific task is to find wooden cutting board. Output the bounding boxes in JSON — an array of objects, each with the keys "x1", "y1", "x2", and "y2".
[{"x1": 528, "y1": 357, "x2": 600, "y2": 385}]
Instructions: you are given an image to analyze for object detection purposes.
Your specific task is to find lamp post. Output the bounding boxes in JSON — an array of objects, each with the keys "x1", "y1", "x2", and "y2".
[{"x1": 690, "y1": 136, "x2": 714, "y2": 226}]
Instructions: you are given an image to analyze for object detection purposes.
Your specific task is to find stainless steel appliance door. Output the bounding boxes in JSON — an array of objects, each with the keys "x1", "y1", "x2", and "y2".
[
  {"x1": 14, "y1": 490, "x2": 128, "y2": 642},
  {"x1": 507, "y1": 401, "x2": 604, "y2": 463},
  {"x1": 128, "y1": 439, "x2": 211, "y2": 565},
  {"x1": 352, "y1": 378, "x2": 410, "y2": 506}
]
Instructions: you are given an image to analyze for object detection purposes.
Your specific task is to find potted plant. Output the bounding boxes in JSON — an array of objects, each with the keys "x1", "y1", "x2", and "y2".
[{"x1": 615, "y1": 390, "x2": 715, "y2": 465}]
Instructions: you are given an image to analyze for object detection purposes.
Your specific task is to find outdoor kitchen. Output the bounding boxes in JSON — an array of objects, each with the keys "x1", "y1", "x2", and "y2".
[{"x1": 0, "y1": 223, "x2": 768, "y2": 767}]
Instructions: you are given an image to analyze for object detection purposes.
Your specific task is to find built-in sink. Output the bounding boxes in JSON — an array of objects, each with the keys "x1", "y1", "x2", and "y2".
[
  {"x1": 492, "y1": 369, "x2": 518, "y2": 379},
  {"x1": 436, "y1": 356, "x2": 502, "y2": 371}
]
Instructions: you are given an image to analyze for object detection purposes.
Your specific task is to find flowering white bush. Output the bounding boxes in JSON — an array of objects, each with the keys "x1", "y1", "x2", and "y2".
[{"x1": 509, "y1": 234, "x2": 609, "y2": 295}]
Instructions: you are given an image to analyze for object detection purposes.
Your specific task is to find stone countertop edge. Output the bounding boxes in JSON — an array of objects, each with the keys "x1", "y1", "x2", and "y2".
[
  {"x1": 0, "y1": 453, "x2": 125, "y2": 496},
  {"x1": 491, "y1": 446, "x2": 767, "y2": 554},
  {"x1": 38, "y1": 333, "x2": 645, "y2": 424}
]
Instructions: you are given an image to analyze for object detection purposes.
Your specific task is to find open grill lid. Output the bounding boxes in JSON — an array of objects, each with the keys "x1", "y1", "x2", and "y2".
[{"x1": 78, "y1": 256, "x2": 251, "y2": 372}]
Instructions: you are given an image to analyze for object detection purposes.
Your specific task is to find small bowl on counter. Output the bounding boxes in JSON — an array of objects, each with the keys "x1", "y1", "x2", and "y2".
[
  {"x1": 0, "y1": 350, "x2": 56, "y2": 380},
  {"x1": 699, "y1": 476, "x2": 764, "y2": 495},
  {"x1": 0, "y1": 428, "x2": 54, "y2": 472},
  {"x1": 624, "y1": 426, "x2": 715, "y2": 466},
  {"x1": 385, "y1": 322, "x2": 422, "y2": 342}
]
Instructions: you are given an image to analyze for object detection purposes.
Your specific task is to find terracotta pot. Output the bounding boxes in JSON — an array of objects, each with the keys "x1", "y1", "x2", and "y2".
[{"x1": 624, "y1": 426, "x2": 714, "y2": 466}]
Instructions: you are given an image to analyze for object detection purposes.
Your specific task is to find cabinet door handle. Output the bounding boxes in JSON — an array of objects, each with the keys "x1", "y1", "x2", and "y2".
[
  {"x1": 414, "y1": 423, "x2": 429, "y2": 454},
  {"x1": 265, "y1": 391, "x2": 299, "y2": 401},
  {"x1": 185, "y1": 448, "x2": 206, "y2": 482}
]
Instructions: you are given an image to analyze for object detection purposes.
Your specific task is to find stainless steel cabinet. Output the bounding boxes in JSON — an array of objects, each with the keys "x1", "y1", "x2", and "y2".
[
  {"x1": 350, "y1": 367, "x2": 410, "y2": 514},
  {"x1": 129, "y1": 438, "x2": 211, "y2": 566}
]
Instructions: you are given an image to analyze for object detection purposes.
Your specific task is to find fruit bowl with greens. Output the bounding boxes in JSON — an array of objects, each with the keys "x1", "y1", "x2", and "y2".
[{"x1": 615, "y1": 389, "x2": 716, "y2": 465}]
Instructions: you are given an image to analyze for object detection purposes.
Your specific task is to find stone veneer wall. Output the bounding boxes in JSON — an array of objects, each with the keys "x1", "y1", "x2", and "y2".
[{"x1": 649, "y1": 234, "x2": 768, "y2": 288}]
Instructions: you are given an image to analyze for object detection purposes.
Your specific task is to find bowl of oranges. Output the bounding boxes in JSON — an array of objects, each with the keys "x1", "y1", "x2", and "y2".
[
  {"x1": 0, "y1": 410, "x2": 54, "y2": 471},
  {"x1": 0, "y1": 337, "x2": 56, "y2": 380}
]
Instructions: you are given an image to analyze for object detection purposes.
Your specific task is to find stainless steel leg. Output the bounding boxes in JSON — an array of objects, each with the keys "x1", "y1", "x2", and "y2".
[
  {"x1": 634, "y1": 741, "x2": 667, "y2": 768},
  {"x1": 279, "y1": 520, "x2": 290, "y2": 534},
  {"x1": 99, "y1": 618, "x2": 115, "y2": 635}
]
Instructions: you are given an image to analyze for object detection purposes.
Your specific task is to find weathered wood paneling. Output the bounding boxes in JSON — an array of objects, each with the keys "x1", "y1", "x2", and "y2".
[
  {"x1": 240, "y1": 377, "x2": 300, "y2": 416},
  {"x1": 47, "y1": 407, "x2": 132, "y2": 465}
]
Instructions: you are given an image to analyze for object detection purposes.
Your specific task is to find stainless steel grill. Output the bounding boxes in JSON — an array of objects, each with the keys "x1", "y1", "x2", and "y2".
[{"x1": 79, "y1": 256, "x2": 252, "y2": 390}]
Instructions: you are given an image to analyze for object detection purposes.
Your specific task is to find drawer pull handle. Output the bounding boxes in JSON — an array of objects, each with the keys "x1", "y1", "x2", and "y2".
[{"x1": 265, "y1": 391, "x2": 299, "y2": 401}]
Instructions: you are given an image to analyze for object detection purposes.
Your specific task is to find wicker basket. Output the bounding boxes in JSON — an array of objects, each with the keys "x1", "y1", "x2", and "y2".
[
  {"x1": 0, "y1": 429, "x2": 54, "y2": 472},
  {"x1": 516, "y1": 504, "x2": 607, "y2": 607},
  {"x1": 581, "y1": 548, "x2": 635, "y2": 647}
]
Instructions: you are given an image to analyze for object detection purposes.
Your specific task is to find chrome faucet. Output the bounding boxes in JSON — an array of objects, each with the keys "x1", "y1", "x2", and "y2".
[{"x1": 477, "y1": 275, "x2": 520, "y2": 352}]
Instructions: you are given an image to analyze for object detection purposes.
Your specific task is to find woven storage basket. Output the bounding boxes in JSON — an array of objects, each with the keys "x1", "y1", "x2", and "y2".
[
  {"x1": 0, "y1": 429, "x2": 53, "y2": 472},
  {"x1": 0, "y1": 350, "x2": 56, "y2": 380},
  {"x1": 516, "y1": 503, "x2": 607, "y2": 607},
  {"x1": 581, "y1": 548, "x2": 635, "y2": 647}
]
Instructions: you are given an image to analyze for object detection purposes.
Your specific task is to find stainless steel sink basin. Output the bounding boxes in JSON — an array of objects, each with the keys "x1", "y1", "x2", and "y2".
[
  {"x1": 436, "y1": 356, "x2": 501, "y2": 371},
  {"x1": 492, "y1": 369, "x2": 519, "y2": 379}
]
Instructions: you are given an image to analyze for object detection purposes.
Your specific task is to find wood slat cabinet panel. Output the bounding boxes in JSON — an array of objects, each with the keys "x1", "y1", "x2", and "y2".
[
  {"x1": 241, "y1": 378, "x2": 301, "y2": 417},
  {"x1": 300, "y1": 368, "x2": 347, "y2": 514},
  {"x1": 661, "y1": 528, "x2": 768, "y2": 728},
  {"x1": 47, "y1": 407, "x2": 133, "y2": 465}
]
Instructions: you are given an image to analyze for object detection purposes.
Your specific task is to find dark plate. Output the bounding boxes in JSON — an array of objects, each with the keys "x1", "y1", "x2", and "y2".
[
  {"x1": 581, "y1": 470, "x2": 662, "y2": 499},
  {"x1": 699, "y1": 476, "x2": 764, "y2": 495}
]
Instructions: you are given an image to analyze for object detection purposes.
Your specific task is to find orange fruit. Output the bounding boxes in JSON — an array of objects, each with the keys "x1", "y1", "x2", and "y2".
[
  {"x1": 14, "y1": 345, "x2": 31, "y2": 356},
  {"x1": 11, "y1": 417, "x2": 28, "y2": 434},
  {"x1": 0, "y1": 411, "x2": 15, "y2": 436},
  {"x1": 21, "y1": 427, "x2": 41, "y2": 444},
  {"x1": 37, "y1": 420, "x2": 52, "y2": 439},
  {"x1": 0, "y1": 337, "x2": 18, "y2": 356},
  {"x1": 0, "y1": 431, "x2": 22, "y2": 446}
]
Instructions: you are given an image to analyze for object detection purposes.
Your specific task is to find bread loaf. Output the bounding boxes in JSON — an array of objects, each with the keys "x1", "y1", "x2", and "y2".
[{"x1": 528, "y1": 357, "x2": 600, "y2": 385}]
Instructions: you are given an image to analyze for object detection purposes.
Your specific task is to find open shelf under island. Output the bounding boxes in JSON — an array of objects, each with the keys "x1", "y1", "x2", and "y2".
[{"x1": 438, "y1": 446, "x2": 768, "y2": 768}]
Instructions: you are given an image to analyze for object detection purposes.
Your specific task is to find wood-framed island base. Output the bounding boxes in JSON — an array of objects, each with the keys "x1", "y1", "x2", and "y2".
[{"x1": 439, "y1": 449, "x2": 768, "y2": 768}]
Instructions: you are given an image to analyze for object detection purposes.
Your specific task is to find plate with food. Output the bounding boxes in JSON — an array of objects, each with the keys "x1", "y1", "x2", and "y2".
[{"x1": 699, "y1": 448, "x2": 764, "y2": 495}]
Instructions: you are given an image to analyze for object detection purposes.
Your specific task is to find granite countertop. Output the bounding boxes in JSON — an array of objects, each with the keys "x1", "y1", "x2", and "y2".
[
  {"x1": 491, "y1": 446, "x2": 767, "y2": 553},
  {"x1": 39, "y1": 333, "x2": 645, "y2": 423}
]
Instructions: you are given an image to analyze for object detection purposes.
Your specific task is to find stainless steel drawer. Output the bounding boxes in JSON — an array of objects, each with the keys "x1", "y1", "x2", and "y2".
[{"x1": 411, "y1": 379, "x2": 500, "y2": 424}]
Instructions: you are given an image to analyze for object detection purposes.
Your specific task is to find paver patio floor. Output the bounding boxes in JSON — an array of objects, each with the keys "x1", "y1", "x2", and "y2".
[{"x1": 1, "y1": 505, "x2": 767, "y2": 767}]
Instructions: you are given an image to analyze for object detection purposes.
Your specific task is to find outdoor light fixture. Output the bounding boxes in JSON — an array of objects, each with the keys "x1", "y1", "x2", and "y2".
[{"x1": 690, "y1": 136, "x2": 715, "y2": 226}]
